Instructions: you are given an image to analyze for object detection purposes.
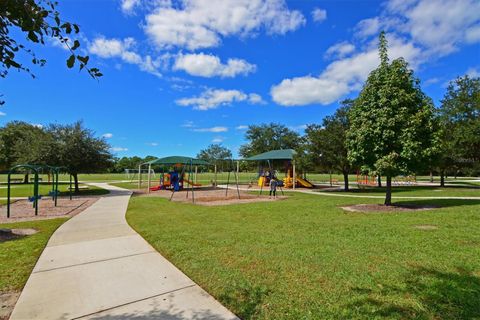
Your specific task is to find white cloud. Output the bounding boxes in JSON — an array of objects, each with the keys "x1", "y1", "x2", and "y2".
[
  {"x1": 111, "y1": 147, "x2": 129, "y2": 152},
  {"x1": 89, "y1": 36, "x2": 163, "y2": 77},
  {"x1": 144, "y1": 0, "x2": 305, "y2": 50},
  {"x1": 271, "y1": 35, "x2": 422, "y2": 106},
  {"x1": 176, "y1": 88, "x2": 264, "y2": 110},
  {"x1": 235, "y1": 125, "x2": 248, "y2": 130},
  {"x1": 358, "y1": 0, "x2": 480, "y2": 57},
  {"x1": 466, "y1": 67, "x2": 480, "y2": 78},
  {"x1": 424, "y1": 77, "x2": 440, "y2": 86},
  {"x1": 0, "y1": 111, "x2": 5, "y2": 116},
  {"x1": 193, "y1": 126, "x2": 228, "y2": 133},
  {"x1": 355, "y1": 17, "x2": 381, "y2": 38},
  {"x1": 212, "y1": 137, "x2": 224, "y2": 143},
  {"x1": 181, "y1": 120, "x2": 195, "y2": 128},
  {"x1": 173, "y1": 53, "x2": 256, "y2": 78},
  {"x1": 121, "y1": 0, "x2": 141, "y2": 14},
  {"x1": 146, "y1": 142, "x2": 159, "y2": 146},
  {"x1": 312, "y1": 8, "x2": 327, "y2": 23},
  {"x1": 325, "y1": 41, "x2": 356, "y2": 59},
  {"x1": 102, "y1": 133, "x2": 113, "y2": 138}
]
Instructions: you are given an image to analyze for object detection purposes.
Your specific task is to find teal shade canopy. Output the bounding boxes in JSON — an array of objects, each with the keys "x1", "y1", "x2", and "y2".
[
  {"x1": 144, "y1": 156, "x2": 210, "y2": 166},
  {"x1": 244, "y1": 149, "x2": 296, "y2": 161}
]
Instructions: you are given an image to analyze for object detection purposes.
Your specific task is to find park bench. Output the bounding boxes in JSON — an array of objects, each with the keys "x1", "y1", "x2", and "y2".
[
  {"x1": 29, "y1": 177, "x2": 43, "y2": 182},
  {"x1": 10, "y1": 178, "x2": 23, "y2": 183}
]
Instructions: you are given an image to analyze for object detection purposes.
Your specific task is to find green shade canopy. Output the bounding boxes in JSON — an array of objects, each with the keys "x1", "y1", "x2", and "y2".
[
  {"x1": 144, "y1": 156, "x2": 210, "y2": 166},
  {"x1": 244, "y1": 149, "x2": 297, "y2": 161}
]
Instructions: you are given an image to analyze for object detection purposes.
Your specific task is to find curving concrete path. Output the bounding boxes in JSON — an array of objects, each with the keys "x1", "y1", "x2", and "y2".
[{"x1": 11, "y1": 183, "x2": 238, "y2": 320}]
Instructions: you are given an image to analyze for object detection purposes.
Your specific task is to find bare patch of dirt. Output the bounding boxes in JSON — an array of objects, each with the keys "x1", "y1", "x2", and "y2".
[
  {"x1": 0, "y1": 291, "x2": 20, "y2": 320},
  {"x1": 413, "y1": 224, "x2": 438, "y2": 230},
  {"x1": 341, "y1": 203, "x2": 439, "y2": 213},
  {"x1": 0, "y1": 197, "x2": 99, "y2": 222},
  {"x1": 133, "y1": 187, "x2": 287, "y2": 206}
]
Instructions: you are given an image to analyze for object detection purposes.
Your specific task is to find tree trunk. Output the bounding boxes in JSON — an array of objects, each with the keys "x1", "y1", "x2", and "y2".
[
  {"x1": 343, "y1": 171, "x2": 349, "y2": 191},
  {"x1": 73, "y1": 173, "x2": 80, "y2": 193},
  {"x1": 377, "y1": 175, "x2": 382, "y2": 187},
  {"x1": 23, "y1": 173, "x2": 29, "y2": 184},
  {"x1": 429, "y1": 171, "x2": 433, "y2": 183},
  {"x1": 384, "y1": 176, "x2": 392, "y2": 206},
  {"x1": 440, "y1": 170, "x2": 445, "y2": 187}
]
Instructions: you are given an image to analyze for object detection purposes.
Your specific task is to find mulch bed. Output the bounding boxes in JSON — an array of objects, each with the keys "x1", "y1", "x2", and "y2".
[
  {"x1": 133, "y1": 186, "x2": 287, "y2": 206},
  {"x1": 341, "y1": 203, "x2": 439, "y2": 213},
  {"x1": 0, "y1": 197, "x2": 99, "y2": 222}
]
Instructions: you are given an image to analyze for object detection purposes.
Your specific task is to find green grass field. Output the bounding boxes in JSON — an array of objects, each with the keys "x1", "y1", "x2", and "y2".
[
  {"x1": 126, "y1": 192, "x2": 480, "y2": 319},
  {"x1": 0, "y1": 218, "x2": 68, "y2": 293},
  {"x1": 319, "y1": 185, "x2": 480, "y2": 198},
  {"x1": 0, "y1": 182, "x2": 109, "y2": 198}
]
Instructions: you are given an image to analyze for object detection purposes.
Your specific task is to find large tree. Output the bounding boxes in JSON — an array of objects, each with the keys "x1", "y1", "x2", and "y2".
[
  {"x1": 47, "y1": 121, "x2": 113, "y2": 192},
  {"x1": 239, "y1": 123, "x2": 300, "y2": 158},
  {"x1": 305, "y1": 100, "x2": 353, "y2": 191},
  {"x1": 347, "y1": 32, "x2": 438, "y2": 205},
  {"x1": 0, "y1": 121, "x2": 54, "y2": 179},
  {"x1": 1, "y1": 0, "x2": 101, "y2": 104},
  {"x1": 197, "y1": 144, "x2": 232, "y2": 171},
  {"x1": 437, "y1": 75, "x2": 480, "y2": 182}
]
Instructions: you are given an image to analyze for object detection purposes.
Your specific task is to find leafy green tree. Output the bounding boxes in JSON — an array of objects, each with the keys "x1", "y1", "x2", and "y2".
[
  {"x1": 0, "y1": 121, "x2": 54, "y2": 181},
  {"x1": 347, "y1": 32, "x2": 438, "y2": 205},
  {"x1": 197, "y1": 144, "x2": 232, "y2": 172},
  {"x1": 437, "y1": 75, "x2": 480, "y2": 183},
  {"x1": 305, "y1": 100, "x2": 353, "y2": 191},
  {"x1": 1, "y1": 0, "x2": 101, "y2": 104},
  {"x1": 47, "y1": 121, "x2": 113, "y2": 192},
  {"x1": 239, "y1": 123, "x2": 300, "y2": 158}
]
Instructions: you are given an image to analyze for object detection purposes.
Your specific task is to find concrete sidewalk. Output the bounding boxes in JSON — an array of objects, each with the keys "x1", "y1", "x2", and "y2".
[{"x1": 11, "y1": 183, "x2": 238, "y2": 320}]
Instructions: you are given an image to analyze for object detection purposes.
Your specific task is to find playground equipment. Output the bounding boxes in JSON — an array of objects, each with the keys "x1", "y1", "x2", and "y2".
[
  {"x1": 356, "y1": 172, "x2": 377, "y2": 186},
  {"x1": 245, "y1": 149, "x2": 314, "y2": 192},
  {"x1": 6, "y1": 164, "x2": 72, "y2": 218},
  {"x1": 125, "y1": 168, "x2": 155, "y2": 181}
]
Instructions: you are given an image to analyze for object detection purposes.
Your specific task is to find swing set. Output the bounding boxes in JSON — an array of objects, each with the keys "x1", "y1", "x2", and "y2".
[{"x1": 6, "y1": 164, "x2": 73, "y2": 218}]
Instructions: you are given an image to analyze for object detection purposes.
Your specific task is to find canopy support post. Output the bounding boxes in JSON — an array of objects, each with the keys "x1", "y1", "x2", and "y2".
[
  {"x1": 147, "y1": 164, "x2": 152, "y2": 193},
  {"x1": 293, "y1": 160, "x2": 296, "y2": 190}
]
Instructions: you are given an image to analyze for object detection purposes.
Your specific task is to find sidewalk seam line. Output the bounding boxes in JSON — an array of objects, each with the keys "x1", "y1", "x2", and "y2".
[
  {"x1": 70, "y1": 284, "x2": 197, "y2": 320},
  {"x1": 33, "y1": 251, "x2": 156, "y2": 274}
]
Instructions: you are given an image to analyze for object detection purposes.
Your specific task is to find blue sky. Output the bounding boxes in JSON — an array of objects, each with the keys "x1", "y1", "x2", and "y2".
[{"x1": 1, "y1": 0, "x2": 479, "y2": 158}]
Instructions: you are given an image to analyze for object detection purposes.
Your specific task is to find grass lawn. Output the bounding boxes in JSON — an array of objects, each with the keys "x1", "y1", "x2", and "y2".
[
  {"x1": 0, "y1": 182, "x2": 109, "y2": 198},
  {"x1": 126, "y1": 192, "x2": 480, "y2": 319},
  {"x1": 319, "y1": 185, "x2": 480, "y2": 198},
  {"x1": 0, "y1": 218, "x2": 67, "y2": 293}
]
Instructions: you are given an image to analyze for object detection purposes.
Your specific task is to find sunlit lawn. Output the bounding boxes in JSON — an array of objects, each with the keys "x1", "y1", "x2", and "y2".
[
  {"x1": 126, "y1": 191, "x2": 480, "y2": 319},
  {"x1": 0, "y1": 219, "x2": 67, "y2": 293},
  {"x1": 0, "y1": 182, "x2": 109, "y2": 198},
  {"x1": 319, "y1": 185, "x2": 480, "y2": 198}
]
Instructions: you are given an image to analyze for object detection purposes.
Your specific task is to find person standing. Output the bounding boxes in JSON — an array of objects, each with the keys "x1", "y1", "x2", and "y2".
[{"x1": 269, "y1": 176, "x2": 278, "y2": 198}]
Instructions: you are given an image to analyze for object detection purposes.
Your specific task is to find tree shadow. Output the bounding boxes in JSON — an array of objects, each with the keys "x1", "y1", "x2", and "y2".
[
  {"x1": 348, "y1": 266, "x2": 480, "y2": 319},
  {"x1": 393, "y1": 198, "x2": 480, "y2": 208},
  {"x1": 218, "y1": 281, "x2": 270, "y2": 319},
  {"x1": 328, "y1": 185, "x2": 480, "y2": 194}
]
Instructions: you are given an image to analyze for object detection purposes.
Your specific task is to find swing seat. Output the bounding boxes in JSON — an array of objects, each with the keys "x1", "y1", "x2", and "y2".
[
  {"x1": 28, "y1": 196, "x2": 36, "y2": 202},
  {"x1": 48, "y1": 190, "x2": 58, "y2": 196}
]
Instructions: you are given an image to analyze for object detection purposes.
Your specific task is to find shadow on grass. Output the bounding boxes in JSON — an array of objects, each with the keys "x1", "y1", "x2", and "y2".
[
  {"x1": 349, "y1": 266, "x2": 480, "y2": 319},
  {"x1": 393, "y1": 199, "x2": 480, "y2": 209},
  {"x1": 219, "y1": 281, "x2": 270, "y2": 319}
]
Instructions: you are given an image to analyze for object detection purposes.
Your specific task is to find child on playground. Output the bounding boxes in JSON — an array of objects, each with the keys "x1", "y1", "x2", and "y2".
[{"x1": 269, "y1": 174, "x2": 278, "y2": 198}]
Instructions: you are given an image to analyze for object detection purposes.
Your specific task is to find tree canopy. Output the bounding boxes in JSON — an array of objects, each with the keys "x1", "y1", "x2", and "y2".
[
  {"x1": 239, "y1": 123, "x2": 300, "y2": 158},
  {"x1": 197, "y1": 144, "x2": 232, "y2": 171},
  {"x1": 346, "y1": 32, "x2": 438, "y2": 205},
  {"x1": 1, "y1": 0, "x2": 101, "y2": 104},
  {"x1": 305, "y1": 100, "x2": 353, "y2": 190}
]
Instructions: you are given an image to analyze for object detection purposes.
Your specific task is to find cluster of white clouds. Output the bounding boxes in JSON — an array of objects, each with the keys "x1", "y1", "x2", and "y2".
[
  {"x1": 173, "y1": 53, "x2": 256, "y2": 78},
  {"x1": 144, "y1": 0, "x2": 306, "y2": 50},
  {"x1": 311, "y1": 8, "x2": 327, "y2": 23},
  {"x1": 192, "y1": 126, "x2": 228, "y2": 133},
  {"x1": 102, "y1": 133, "x2": 113, "y2": 138},
  {"x1": 0, "y1": 111, "x2": 6, "y2": 116},
  {"x1": 90, "y1": 0, "x2": 479, "y2": 110},
  {"x1": 88, "y1": 37, "x2": 163, "y2": 77},
  {"x1": 110, "y1": 147, "x2": 128, "y2": 152},
  {"x1": 271, "y1": 0, "x2": 480, "y2": 106},
  {"x1": 176, "y1": 89, "x2": 264, "y2": 110}
]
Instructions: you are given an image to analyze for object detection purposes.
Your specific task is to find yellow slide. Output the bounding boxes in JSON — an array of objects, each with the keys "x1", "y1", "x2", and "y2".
[
  {"x1": 183, "y1": 179, "x2": 202, "y2": 187},
  {"x1": 296, "y1": 177, "x2": 314, "y2": 188}
]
